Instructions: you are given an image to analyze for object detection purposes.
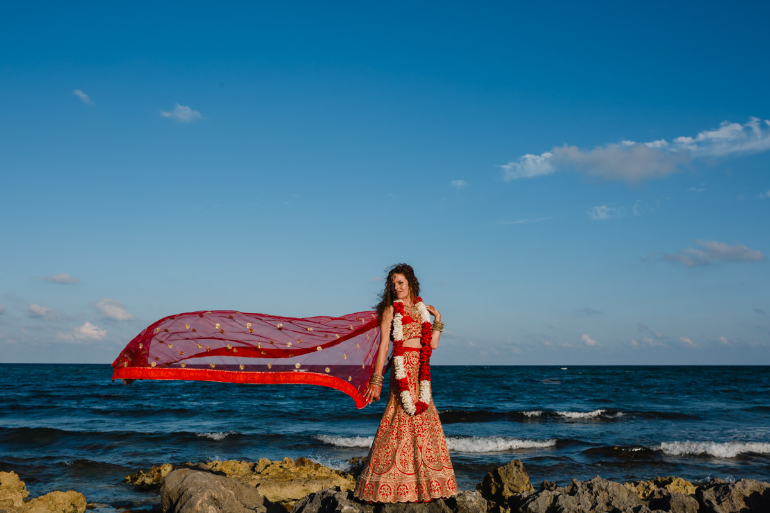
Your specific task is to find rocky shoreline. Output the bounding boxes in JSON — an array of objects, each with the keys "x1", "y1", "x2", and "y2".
[{"x1": 2, "y1": 457, "x2": 769, "y2": 513}]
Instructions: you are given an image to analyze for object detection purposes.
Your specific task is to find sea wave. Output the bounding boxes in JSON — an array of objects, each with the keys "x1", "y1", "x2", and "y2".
[
  {"x1": 657, "y1": 441, "x2": 770, "y2": 458},
  {"x1": 556, "y1": 409, "x2": 605, "y2": 419},
  {"x1": 314, "y1": 435, "x2": 374, "y2": 448},
  {"x1": 196, "y1": 431, "x2": 237, "y2": 441},
  {"x1": 445, "y1": 436, "x2": 557, "y2": 453}
]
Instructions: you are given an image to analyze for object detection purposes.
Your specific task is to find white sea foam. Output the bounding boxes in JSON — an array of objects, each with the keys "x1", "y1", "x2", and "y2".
[
  {"x1": 523, "y1": 410, "x2": 543, "y2": 417},
  {"x1": 315, "y1": 435, "x2": 374, "y2": 448},
  {"x1": 445, "y1": 436, "x2": 556, "y2": 453},
  {"x1": 657, "y1": 441, "x2": 770, "y2": 459},
  {"x1": 196, "y1": 431, "x2": 236, "y2": 441},
  {"x1": 556, "y1": 409, "x2": 605, "y2": 419}
]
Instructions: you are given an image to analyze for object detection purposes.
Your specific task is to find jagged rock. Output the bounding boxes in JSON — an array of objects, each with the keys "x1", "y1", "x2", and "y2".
[
  {"x1": 290, "y1": 487, "x2": 459, "y2": 513},
  {"x1": 513, "y1": 477, "x2": 644, "y2": 513},
  {"x1": 161, "y1": 469, "x2": 282, "y2": 513},
  {"x1": 130, "y1": 458, "x2": 355, "y2": 510},
  {"x1": 346, "y1": 458, "x2": 369, "y2": 478},
  {"x1": 208, "y1": 457, "x2": 356, "y2": 509},
  {"x1": 476, "y1": 459, "x2": 533, "y2": 512},
  {"x1": 23, "y1": 491, "x2": 87, "y2": 513},
  {"x1": 124, "y1": 464, "x2": 175, "y2": 490},
  {"x1": 452, "y1": 490, "x2": 487, "y2": 513},
  {"x1": 625, "y1": 476, "x2": 697, "y2": 500},
  {"x1": 696, "y1": 478, "x2": 770, "y2": 513},
  {"x1": 648, "y1": 492, "x2": 698, "y2": 513},
  {"x1": 0, "y1": 472, "x2": 29, "y2": 511}
]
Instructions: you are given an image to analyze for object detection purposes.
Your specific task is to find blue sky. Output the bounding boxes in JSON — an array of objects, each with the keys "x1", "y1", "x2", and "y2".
[{"x1": 1, "y1": 1, "x2": 768, "y2": 364}]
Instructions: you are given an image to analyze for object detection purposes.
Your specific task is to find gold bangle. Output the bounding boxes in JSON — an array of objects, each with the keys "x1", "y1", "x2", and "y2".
[{"x1": 432, "y1": 321, "x2": 444, "y2": 332}]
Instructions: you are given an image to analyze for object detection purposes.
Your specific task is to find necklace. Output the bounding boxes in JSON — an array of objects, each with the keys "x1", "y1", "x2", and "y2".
[{"x1": 391, "y1": 296, "x2": 432, "y2": 415}]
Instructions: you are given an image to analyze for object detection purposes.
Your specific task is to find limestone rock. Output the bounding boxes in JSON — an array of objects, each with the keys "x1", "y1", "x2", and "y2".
[
  {"x1": 0, "y1": 472, "x2": 29, "y2": 511},
  {"x1": 696, "y1": 478, "x2": 770, "y2": 513},
  {"x1": 161, "y1": 468, "x2": 281, "y2": 513},
  {"x1": 124, "y1": 464, "x2": 175, "y2": 490},
  {"x1": 290, "y1": 487, "x2": 458, "y2": 513},
  {"x1": 625, "y1": 476, "x2": 697, "y2": 500},
  {"x1": 208, "y1": 457, "x2": 356, "y2": 510},
  {"x1": 514, "y1": 476, "x2": 644, "y2": 513},
  {"x1": 476, "y1": 459, "x2": 533, "y2": 511},
  {"x1": 452, "y1": 490, "x2": 487, "y2": 513},
  {"x1": 23, "y1": 491, "x2": 87, "y2": 513}
]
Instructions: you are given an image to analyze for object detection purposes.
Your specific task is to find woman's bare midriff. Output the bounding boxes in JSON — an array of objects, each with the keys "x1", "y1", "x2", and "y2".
[{"x1": 403, "y1": 337, "x2": 422, "y2": 348}]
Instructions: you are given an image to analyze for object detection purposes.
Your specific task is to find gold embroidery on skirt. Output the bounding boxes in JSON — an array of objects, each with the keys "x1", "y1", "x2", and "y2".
[{"x1": 353, "y1": 350, "x2": 457, "y2": 503}]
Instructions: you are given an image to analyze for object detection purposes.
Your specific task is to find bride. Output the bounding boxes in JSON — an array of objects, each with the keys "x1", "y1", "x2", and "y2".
[{"x1": 353, "y1": 263, "x2": 457, "y2": 503}]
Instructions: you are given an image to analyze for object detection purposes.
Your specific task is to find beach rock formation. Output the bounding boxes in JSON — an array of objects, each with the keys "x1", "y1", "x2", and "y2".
[
  {"x1": 23, "y1": 491, "x2": 87, "y2": 513},
  {"x1": 625, "y1": 476, "x2": 698, "y2": 500},
  {"x1": 161, "y1": 468, "x2": 282, "y2": 513},
  {"x1": 0, "y1": 472, "x2": 86, "y2": 513},
  {"x1": 124, "y1": 463, "x2": 175, "y2": 490},
  {"x1": 476, "y1": 459, "x2": 533, "y2": 513},
  {"x1": 695, "y1": 478, "x2": 770, "y2": 513},
  {"x1": 511, "y1": 476, "x2": 644, "y2": 513},
  {"x1": 0, "y1": 472, "x2": 29, "y2": 511},
  {"x1": 290, "y1": 487, "x2": 472, "y2": 513},
  {"x1": 129, "y1": 457, "x2": 355, "y2": 510}
]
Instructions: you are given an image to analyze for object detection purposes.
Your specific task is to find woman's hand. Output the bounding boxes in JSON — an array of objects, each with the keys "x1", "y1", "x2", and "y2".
[
  {"x1": 425, "y1": 304, "x2": 441, "y2": 322},
  {"x1": 363, "y1": 383, "x2": 382, "y2": 404}
]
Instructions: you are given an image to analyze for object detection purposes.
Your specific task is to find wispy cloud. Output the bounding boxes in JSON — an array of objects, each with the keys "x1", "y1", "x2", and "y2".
[
  {"x1": 588, "y1": 204, "x2": 625, "y2": 220},
  {"x1": 450, "y1": 179, "x2": 468, "y2": 190},
  {"x1": 581, "y1": 333, "x2": 598, "y2": 346},
  {"x1": 92, "y1": 299, "x2": 134, "y2": 321},
  {"x1": 663, "y1": 239, "x2": 766, "y2": 267},
  {"x1": 73, "y1": 89, "x2": 93, "y2": 105},
  {"x1": 57, "y1": 322, "x2": 107, "y2": 343},
  {"x1": 578, "y1": 307, "x2": 602, "y2": 315},
  {"x1": 160, "y1": 103, "x2": 203, "y2": 123},
  {"x1": 499, "y1": 216, "x2": 554, "y2": 225},
  {"x1": 44, "y1": 273, "x2": 79, "y2": 284},
  {"x1": 503, "y1": 117, "x2": 770, "y2": 183},
  {"x1": 679, "y1": 336, "x2": 698, "y2": 348},
  {"x1": 28, "y1": 303, "x2": 52, "y2": 318},
  {"x1": 718, "y1": 335, "x2": 730, "y2": 345},
  {"x1": 759, "y1": 189, "x2": 770, "y2": 199},
  {"x1": 755, "y1": 308, "x2": 767, "y2": 315},
  {"x1": 687, "y1": 183, "x2": 706, "y2": 193}
]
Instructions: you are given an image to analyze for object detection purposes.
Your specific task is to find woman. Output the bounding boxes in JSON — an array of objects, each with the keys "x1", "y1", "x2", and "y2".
[{"x1": 353, "y1": 263, "x2": 457, "y2": 503}]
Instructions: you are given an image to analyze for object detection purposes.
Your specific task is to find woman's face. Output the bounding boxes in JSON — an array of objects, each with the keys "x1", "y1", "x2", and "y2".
[{"x1": 391, "y1": 273, "x2": 410, "y2": 300}]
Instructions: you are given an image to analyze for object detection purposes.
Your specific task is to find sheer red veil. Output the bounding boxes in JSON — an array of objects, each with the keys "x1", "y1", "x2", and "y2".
[{"x1": 111, "y1": 309, "x2": 384, "y2": 408}]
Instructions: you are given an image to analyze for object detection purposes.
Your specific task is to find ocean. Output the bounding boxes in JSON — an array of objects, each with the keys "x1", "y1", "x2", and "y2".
[{"x1": 1, "y1": 364, "x2": 769, "y2": 509}]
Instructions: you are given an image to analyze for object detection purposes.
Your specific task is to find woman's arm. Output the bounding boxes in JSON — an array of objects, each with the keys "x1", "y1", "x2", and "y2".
[
  {"x1": 426, "y1": 305, "x2": 442, "y2": 350},
  {"x1": 362, "y1": 306, "x2": 393, "y2": 404}
]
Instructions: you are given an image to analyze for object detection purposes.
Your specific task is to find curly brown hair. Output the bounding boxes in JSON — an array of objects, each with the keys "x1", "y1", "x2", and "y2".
[{"x1": 374, "y1": 263, "x2": 421, "y2": 320}]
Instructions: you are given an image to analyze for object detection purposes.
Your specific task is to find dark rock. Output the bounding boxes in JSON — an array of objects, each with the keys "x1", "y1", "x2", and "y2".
[
  {"x1": 647, "y1": 491, "x2": 698, "y2": 513},
  {"x1": 476, "y1": 460, "x2": 533, "y2": 512},
  {"x1": 161, "y1": 469, "x2": 282, "y2": 513},
  {"x1": 696, "y1": 478, "x2": 770, "y2": 513},
  {"x1": 514, "y1": 476, "x2": 644, "y2": 513},
  {"x1": 538, "y1": 481, "x2": 557, "y2": 492},
  {"x1": 291, "y1": 487, "x2": 464, "y2": 513}
]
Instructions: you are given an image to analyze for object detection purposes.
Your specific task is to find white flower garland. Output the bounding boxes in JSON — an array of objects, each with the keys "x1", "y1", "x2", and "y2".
[{"x1": 391, "y1": 298, "x2": 432, "y2": 416}]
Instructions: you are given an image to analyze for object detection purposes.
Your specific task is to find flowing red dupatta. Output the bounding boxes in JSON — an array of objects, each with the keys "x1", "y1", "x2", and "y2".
[{"x1": 111, "y1": 310, "x2": 383, "y2": 408}]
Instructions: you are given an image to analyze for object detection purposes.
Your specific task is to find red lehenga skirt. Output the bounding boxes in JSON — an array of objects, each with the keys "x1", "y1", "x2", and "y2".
[{"x1": 353, "y1": 347, "x2": 457, "y2": 503}]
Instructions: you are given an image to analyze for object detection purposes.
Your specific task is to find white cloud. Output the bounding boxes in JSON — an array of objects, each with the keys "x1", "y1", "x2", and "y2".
[
  {"x1": 160, "y1": 103, "x2": 203, "y2": 123},
  {"x1": 28, "y1": 303, "x2": 52, "y2": 318},
  {"x1": 92, "y1": 299, "x2": 134, "y2": 321},
  {"x1": 503, "y1": 117, "x2": 770, "y2": 183},
  {"x1": 44, "y1": 273, "x2": 79, "y2": 284},
  {"x1": 502, "y1": 152, "x2": 555, "y2": 181},
  {"x1": 687, "y1": 183, "x2": 706, "y2": 193},
  {"x1": 679, "y1": 336, "x2": 697, "y2": 348},
  {"x1": 759, "y1": 189, "x2": 770, "y2": 199},
  {"x1": 664, "y1": 239, "x2": 766, "y2": 267},
  {"x1": 499, "y1": 216, "x2": 554, "y2": 225},
  {"x1": 581, "y1": 334, "x2": 598, "y2": 346},
  {"x1": 629, "y1": 339, "x2": 639, "y2": 348},
  {"x1": 588, "y1": 204, "x2": 625, "y2": 220},
  {"x1": 718, "y1": 335, "x2": 730, "y2": 345},
  {"x1": 73, "y1": 89, "x2": 93, "y2": 105},
  {"x1": 450, "y1": 180, "x2": 468, "y2": 190},
  {"x1": 57, "y1": 321, "x2": 107, "y2": 342}
]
